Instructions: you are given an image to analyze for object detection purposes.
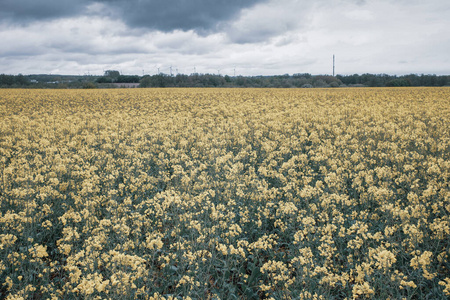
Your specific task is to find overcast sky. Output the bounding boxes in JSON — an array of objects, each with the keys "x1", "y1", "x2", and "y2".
[{"x1": 1, "y1": 0, "x2": 449, "y2": 76}]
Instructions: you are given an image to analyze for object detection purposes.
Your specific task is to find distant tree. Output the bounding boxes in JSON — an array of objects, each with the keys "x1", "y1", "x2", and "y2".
[
  {"x1": 104, "y1": 70, "x2": 120, "y2": 78},
  {"x1": 3, "y1": 72, "x2": 450, "y2": 89},
  {"x1": 313, "y1": 79, "x2": 328, "y2": 88},
  {"x1": 96, "y1": 76, "x2": 113, "y2": 83},
  {"x1": 101, "y1": 70, "x2": 121, "y2": 83},
  {"x1": 0, "y1": 74, "x2": 29, "y2": 87},
  {"x1": 386, "y1": 78, "x2": 410, "y2": 87},
  {"x1": 0, "y1": 74, "x2": 15, "y2": 86},
  {"x1": 117, "y1": 75, "x2": 140, "y2": 83},
  {"x1": 292, "y1": 77, "x2": 310, "y2": 87},
  {"x1": 82, "y1": 82, "x2": 97, "y2": 89},
  {"x1": 16, "y1": 74, "x2": 28, "y2": 85},
  {"x1": 139, "y1": 76, "x2": 152, "y2": 88},
  {"x1": 330, "y1": 81, "x2": 340, "y2": 88},
  {"x1": 293, "y1": 73, "x2": 312, "y2": 79},
  {"x1": 235, "y1": 76, "x2": 247, "y2": 87}
]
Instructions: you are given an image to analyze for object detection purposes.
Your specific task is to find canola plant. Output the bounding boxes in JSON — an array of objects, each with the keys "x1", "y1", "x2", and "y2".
[{"x1": 0, "y1": 87, "x2": 449, "y2": 299}]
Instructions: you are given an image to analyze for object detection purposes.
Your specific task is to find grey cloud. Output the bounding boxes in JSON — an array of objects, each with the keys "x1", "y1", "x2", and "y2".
[
  {"x1": 225, "y1": 0, "x2": 310, "y2": 44},
  {"x1": 1, "y1": 0, "x2": 265, "y2": 33},
  {"x1": 228, "y1": 27, "x2": 284, "y2": 44},
  {"x1": 100, "y1": 0, "x2": 264, "y2": 32},
  {"x1": 0, "y1": 0, "x2": 90, "y2": 23}
]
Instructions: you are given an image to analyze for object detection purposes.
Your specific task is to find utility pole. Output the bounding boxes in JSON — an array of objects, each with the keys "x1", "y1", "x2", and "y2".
[{"x1": 333, "y1": 54, "x2": 335, "y2": 77}]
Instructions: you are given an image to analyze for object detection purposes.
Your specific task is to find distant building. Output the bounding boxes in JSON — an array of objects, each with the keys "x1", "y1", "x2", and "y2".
[{"x1": 112, "y1": 83, "x2": 140, "y2": 88}]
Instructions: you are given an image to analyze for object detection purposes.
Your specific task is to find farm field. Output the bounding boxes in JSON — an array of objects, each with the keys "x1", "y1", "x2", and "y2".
[{"x1": 0, "y1": 87, "x2": 449, "y2": 299}]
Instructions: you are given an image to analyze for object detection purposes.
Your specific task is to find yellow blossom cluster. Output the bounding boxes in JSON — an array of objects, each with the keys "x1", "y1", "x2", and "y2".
[{"x1": 0, "y1": 87, "x2": 449, "y2": 299}]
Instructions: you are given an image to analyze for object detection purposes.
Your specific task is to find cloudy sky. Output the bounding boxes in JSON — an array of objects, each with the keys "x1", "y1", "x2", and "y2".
[{"x1": 1, "y1": 0, "x2": 449, "y2": 76}]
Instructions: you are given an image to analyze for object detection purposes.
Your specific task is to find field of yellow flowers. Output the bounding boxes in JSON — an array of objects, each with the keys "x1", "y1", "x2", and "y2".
[{"x1": 0, "y1": 87, "x2": 449, "y2": 299}]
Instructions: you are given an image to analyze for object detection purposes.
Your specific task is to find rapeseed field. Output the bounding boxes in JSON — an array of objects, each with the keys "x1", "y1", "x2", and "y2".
[{"x1": 0, "y1": 87, "x2": 449, "y2": 299}]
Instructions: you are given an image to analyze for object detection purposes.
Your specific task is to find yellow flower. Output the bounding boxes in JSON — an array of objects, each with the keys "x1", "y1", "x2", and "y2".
[
  {"x1": 439, "y1": 278, "x2": 450, "y2": 296},
  {"x1": 0, "y1": 234, "x2": 17, "y2": 249},
  {"x1": 373, "y1": 250, "x2": 396, "y2": 270},
  {"x1": 352, "y1": 282, "x2": 375, "y2": 299},
  {"x1": 29, "y1": 244, "x2": 49, "y2": 259}
]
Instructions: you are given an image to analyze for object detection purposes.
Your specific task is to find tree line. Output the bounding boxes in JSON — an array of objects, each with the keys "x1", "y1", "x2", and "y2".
[
  {"x1": 1, "y1": 72, "x2": 449, "y2": 88},
  {"x1": 139, "y1": 73, "x2": 450, "y2": 88}
]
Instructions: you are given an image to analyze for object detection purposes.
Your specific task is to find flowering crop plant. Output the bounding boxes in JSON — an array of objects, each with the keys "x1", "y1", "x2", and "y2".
[{"x1": 0, "y1": 87, "x2": 449, "y2": 299}]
